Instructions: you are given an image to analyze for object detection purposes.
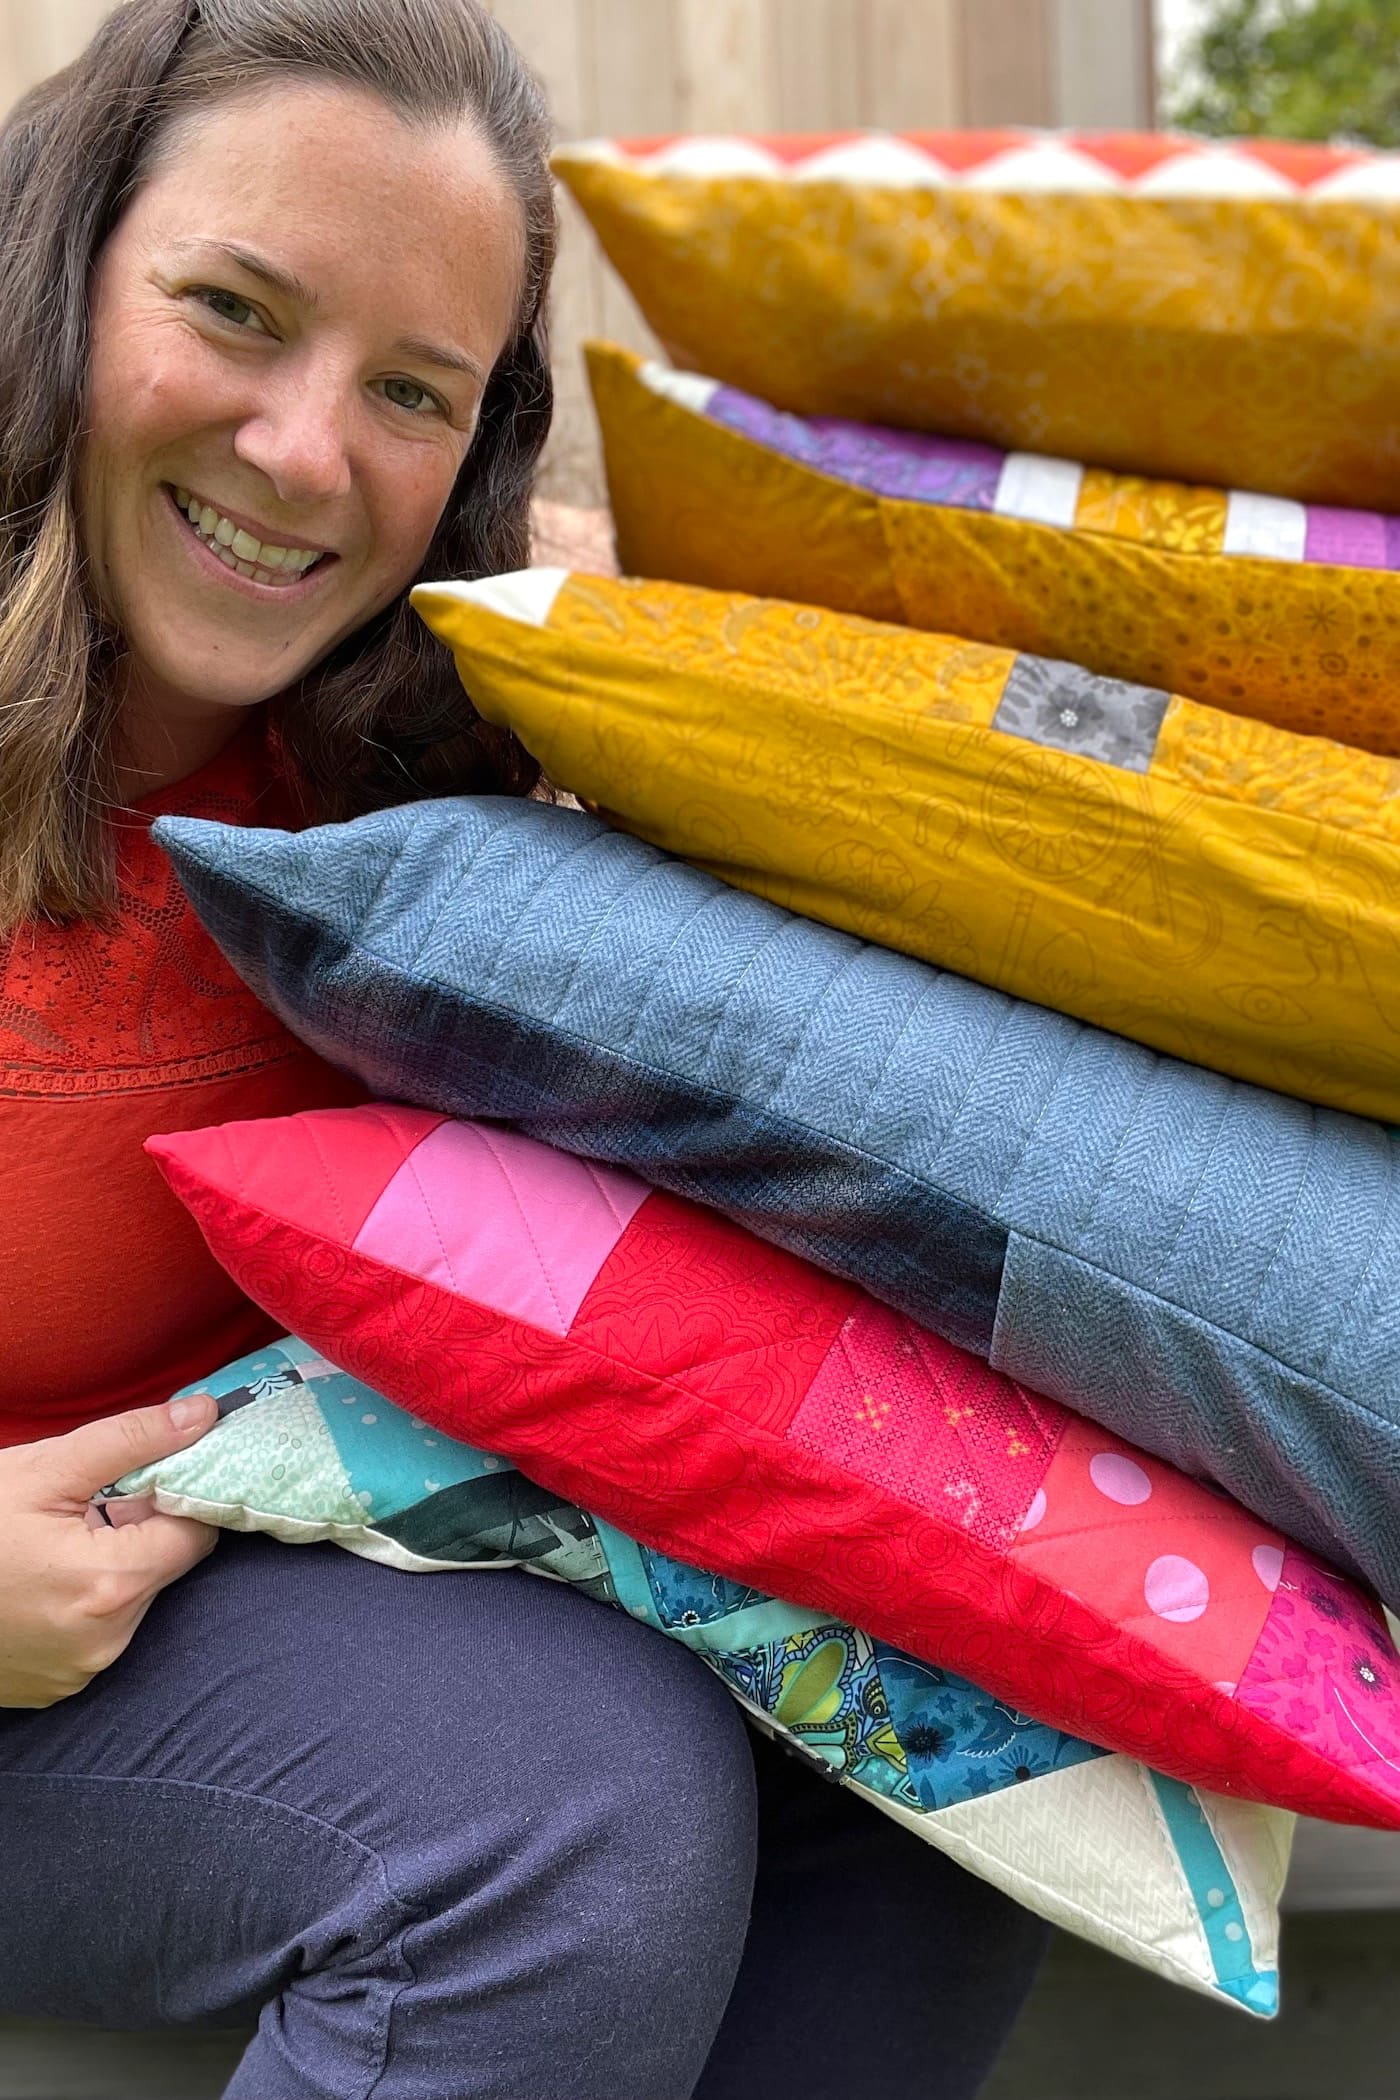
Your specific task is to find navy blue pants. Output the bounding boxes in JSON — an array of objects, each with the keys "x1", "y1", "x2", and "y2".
[{"x1": 0, "y1": 1536, "x2": 1046, "y2": 2098}]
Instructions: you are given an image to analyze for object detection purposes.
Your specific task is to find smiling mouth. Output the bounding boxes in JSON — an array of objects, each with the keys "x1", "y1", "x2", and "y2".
[{"x1": 167, "y1": 485, "x2": 332, "y2": 589}]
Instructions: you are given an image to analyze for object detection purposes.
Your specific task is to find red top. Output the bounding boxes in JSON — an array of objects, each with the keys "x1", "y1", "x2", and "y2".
[{"x1": 0, "y1": 721, "x2": 365, "y2": 1446}]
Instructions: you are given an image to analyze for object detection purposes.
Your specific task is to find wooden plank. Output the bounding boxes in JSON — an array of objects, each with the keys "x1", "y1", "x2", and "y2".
[
  {"x1": 673, "y1": 0, "x2": 773, "y2": 136},
  {"x1": 773, "y1": 0, "x2": 866, "y2": 134},
  {"x1": 581, "y1": 0, "x2": 680, "y2": 372},
  {"x1": 491, "y1": 0, "x2": 590, "y2": 134},
  {"x1": 865, "y1": 0, "x2": 961, "y2": 131},
  {"x1": 549, "y1": 0, "x2": 683, "y2": 500},
  {"x1": 490, "y1": 0, "x2": 605, "y2": 503},
  {"x1": 957, "y1": 0, "x2": 1053, "y2": 127},
  {"x1": 1, "y1": 0, "x2": 114, "y2": 109},
  {"x1": 1050, "y1": 0, "x2": 1154, "y2": 129}
]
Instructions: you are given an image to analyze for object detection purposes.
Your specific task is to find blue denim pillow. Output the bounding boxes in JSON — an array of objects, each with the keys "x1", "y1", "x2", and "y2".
[{"x1": 154, "y1": 799, "x2": 1400, "y2": 1605}]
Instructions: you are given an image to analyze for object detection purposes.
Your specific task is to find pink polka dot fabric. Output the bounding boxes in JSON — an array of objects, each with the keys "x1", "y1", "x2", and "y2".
[
  {"x1": 1011, "y1": 1416, "x2": 1277, "y2": 1690},
  {"x1": 788, "y1": 1291, "x2": 1400, "y2": 1821}
]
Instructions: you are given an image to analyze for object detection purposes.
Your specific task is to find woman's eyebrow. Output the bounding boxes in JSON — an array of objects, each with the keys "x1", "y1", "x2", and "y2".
[
  {"x1": 173, "y1": 237, "x2": 319, "y2": 308},
  {"x1": 170, "y1": 238, "x2": 488, "y2": 384},
  {"x1": 392, "y1": 334, "x2": 488, "y2": 385}
]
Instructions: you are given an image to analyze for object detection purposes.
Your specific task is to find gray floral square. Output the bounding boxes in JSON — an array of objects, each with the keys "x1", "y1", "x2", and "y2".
[{"x1": 992, "y1": 655, "x2": 1170, "y2": 773}]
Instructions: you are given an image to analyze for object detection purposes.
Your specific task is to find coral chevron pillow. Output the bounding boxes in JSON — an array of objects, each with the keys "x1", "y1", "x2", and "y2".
[
  {"x1": 588, "y1": 342, "x2": 1400, "y2": 758},
  {"x1": 554, "y1": 130, "x2": 1400, "y2": 508},
  {"x1": 148, "y1": 1104, "x2": 1400, "y2": 1834},
  {"x1": 112, "y1": 1337, "x2": 1290, "y2": 2015},
  {"x1": 410, "y1": 569, "x2": 1400, "y2": 1127}
]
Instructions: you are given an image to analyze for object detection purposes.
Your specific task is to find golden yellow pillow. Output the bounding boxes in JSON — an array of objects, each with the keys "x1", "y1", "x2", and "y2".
[
  {"x1": 555, "y1": 130, "x2": 1400, "y2": 509},
  {"x1": 414, "y1": 569, "x2": 1400, "y2": 1125},
  {"x1": 588, "y1": 343, "x2": 1400, "y2": 759}
]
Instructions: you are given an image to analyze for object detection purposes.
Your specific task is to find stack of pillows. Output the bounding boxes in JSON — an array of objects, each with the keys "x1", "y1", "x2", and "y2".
[{"x1": 116, "y1": 127, "x2": 1400, "y2": 2017}]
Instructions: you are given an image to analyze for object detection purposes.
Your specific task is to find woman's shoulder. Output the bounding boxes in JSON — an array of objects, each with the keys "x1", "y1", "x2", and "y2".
[{"x1": 0, "y1": 714, "x2": 309, "y2": 1100}]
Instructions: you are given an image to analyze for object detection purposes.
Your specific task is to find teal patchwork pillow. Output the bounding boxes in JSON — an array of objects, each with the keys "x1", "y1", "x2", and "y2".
[{"x1": 114, "y1": 1338, "x2": 1291, "y2": 2016}]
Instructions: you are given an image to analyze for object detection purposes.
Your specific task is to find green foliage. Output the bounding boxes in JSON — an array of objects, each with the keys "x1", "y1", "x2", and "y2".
[{"x1": 1164, "y1": 0, "x2": 1400, "y2": 145}]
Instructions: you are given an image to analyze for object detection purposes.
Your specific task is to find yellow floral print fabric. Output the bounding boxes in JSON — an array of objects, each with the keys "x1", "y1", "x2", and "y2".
[
  {"x1": 415, "y1": 572, "x2": 1400, "y2": 1124},
  {"x1": 557, "y1": 151, "x2": 1400, "y2": 508},
  {"x1": 588, "y1": 343, "x2": 1400, "y2": 759}
]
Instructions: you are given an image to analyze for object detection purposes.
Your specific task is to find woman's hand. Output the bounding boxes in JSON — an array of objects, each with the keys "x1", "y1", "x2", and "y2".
[{"x1": 0, "y1": 1395, "x2": 220, "y2": 1709}]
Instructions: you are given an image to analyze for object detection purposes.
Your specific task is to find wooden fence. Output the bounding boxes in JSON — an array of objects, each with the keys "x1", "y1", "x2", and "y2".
[{"x1": 0, "y1": 0, "x2": 1157, "y2": 498}]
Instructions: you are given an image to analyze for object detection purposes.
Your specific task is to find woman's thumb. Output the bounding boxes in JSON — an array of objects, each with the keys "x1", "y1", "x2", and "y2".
[{"x1": 40, "y1": 1393, "x2": 219, "y2": 1502}]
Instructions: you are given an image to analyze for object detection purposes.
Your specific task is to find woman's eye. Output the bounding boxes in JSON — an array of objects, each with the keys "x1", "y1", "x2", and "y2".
[
  {"x1": 195, "y1": 288, "x2": 265, "y2": 332},
  {"x1": 380, "y1": 375, "x2": 442, "y2": 416}
]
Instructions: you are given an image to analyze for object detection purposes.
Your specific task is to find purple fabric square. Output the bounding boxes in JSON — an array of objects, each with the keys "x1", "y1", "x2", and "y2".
[
  {"x1": 707, "y1": 385, "x2": 1005, "y2": 511},
  {"x1": 1304, "y1": 506, "x2": 1391, "y2": 570}
]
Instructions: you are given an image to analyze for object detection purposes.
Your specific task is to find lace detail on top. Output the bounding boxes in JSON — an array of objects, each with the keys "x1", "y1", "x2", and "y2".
[{"x1": 0, "y1": 727, "x2": 302, "y2": 1099}]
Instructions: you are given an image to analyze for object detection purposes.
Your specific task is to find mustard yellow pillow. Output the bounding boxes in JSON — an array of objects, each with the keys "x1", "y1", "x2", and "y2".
[
  {"x1": 555, "y1": 130, "x2": 1400, "y2": 509},
  {"x1": 414, "y1": 569, "x2": 1400, "y2": 1125},
  {"x1": 589, "y1": 343, "x2": 1400, "y2": 760}
]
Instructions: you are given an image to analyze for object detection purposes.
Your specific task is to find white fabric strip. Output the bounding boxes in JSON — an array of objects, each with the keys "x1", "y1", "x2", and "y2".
[
  {"x1": 1222, "y1": 492, "x2": 1309, "y2": 563},
  {"x1": 994, "y1": 452, "x2": 1086, "y2": 529},
  {"x1": 638, "y1": 361, "x2": 720, "y2": 414},
  {"x1": 413, "y1": 569, "x2": 568, "y2": 628}
]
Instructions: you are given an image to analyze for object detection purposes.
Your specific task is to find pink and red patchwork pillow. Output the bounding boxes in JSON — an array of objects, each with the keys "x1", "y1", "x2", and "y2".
[{"x1": 150, "y1": 1104, "x2": 1400, "y2": 1830}]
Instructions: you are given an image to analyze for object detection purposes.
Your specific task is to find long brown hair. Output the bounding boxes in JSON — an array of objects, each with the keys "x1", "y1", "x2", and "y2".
[{"x1": 0, "y1": 0, "x2": 556, "y2": 932}]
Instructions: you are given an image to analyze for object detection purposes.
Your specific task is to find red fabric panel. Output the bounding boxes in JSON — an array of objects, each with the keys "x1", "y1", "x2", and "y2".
[
  {"x1": 151, "y1": 1144, "x2": 1400, "y2": 1832},
  {"x1": 571, "y1": 1190, "x2": 855, "y2": 1438},
  {"x1": 148, "y1": 1103, "x2": 443, "y2": 1255}
]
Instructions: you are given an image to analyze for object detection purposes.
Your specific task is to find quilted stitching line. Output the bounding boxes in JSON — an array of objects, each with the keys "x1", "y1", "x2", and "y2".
[
  {"x1": 611, "y1": 885, "x2": 738, "y2": 1058},
  {"x1": 704, "y1": 931, "x2": 873, "y2": 1104},
  {"x1": 473, "y1": 830, "x2": 618, "y2": 1003},
  {"x1": 535, "y1": 851, "x2": 660, "y2": 1029},
  {"x1": 844, "y1": 972, "x2": 951, "y2": 1151},
  {"x1": 217, "y1": 1120, "x2": 252, "y2": 1217},
  {"x1": 1304, "y1": 1125, "x2": 1400, "y2": 1383},
  {"x1": 402, "y1": 820, "x2": 499, "y2": 977},
  {"x1": 440, "y1": 1272, "x2": 1395, "y2": 1818},
  {"x1": 351, "y1": 822, "x2": 436, "y2": 973},
  {"x1": 396, "y1": 1146, "x2": 468, "y2": 1298},
  {"x1": 472, "y1": 1126, "x2": 572, "y2": 1329},
  {"x1": 923, "y1": 993, "x2": 1018, "y2": 1184},
  {"x1": 985, "y1": 1021, "x2": 1089, "y2": 1222},
  {"x1": 579, "y1": 1159, "x2": 641, "y2": 1234},
  {"x1": 1069, "y1": 1053, "x2": 1163, "y2": 1250},
  {"x1": 1142, "y1": 1085, "x2": 1241, "y2": 1296},
  {"x1": 1233, "y1": 1114, "x2": 1321, "y2": 1339},
  {"x1": 301, "y1": 1115, "x2": 356, "y2": 1248}
]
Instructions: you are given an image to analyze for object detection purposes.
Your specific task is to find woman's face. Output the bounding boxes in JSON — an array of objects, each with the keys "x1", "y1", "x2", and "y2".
[{"x1": 80, "y1": 79, "x2": 525, "y2": 763}]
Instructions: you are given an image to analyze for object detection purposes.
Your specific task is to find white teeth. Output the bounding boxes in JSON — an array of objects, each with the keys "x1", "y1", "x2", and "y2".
[{"x1": 172, "y1": 487, "x2": 326, "y2": 582}]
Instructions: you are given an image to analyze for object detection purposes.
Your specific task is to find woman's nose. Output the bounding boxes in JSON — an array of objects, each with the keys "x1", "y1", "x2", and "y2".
[{"x1": 231, "y1": 371, "x2": 354, "y2": 507}]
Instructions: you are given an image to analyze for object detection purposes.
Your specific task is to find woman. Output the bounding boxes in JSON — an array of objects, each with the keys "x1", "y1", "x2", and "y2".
[{"x1": 0, "y1": 3, "x2": 1048, "y2": 2095}]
